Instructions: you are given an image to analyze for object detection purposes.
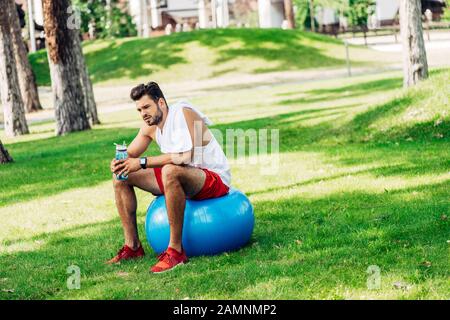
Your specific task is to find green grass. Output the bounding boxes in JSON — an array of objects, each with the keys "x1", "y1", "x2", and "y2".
[
  {"x1": 0, "y1": 69, "x2": 449, "y2": 300},
  {"x1": 29, "y1": 28, "x2": 395, "y2": 86}
]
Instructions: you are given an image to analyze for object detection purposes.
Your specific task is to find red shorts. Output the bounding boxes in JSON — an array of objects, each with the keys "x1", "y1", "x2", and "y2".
[{"x1": 153, "y1": 166, "x2": 229, "y2": 200}]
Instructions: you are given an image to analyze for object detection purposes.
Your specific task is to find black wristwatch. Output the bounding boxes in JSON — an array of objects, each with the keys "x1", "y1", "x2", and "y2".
[{"x1": 139, "y1": 157, "x2": 147, "y2": 169}]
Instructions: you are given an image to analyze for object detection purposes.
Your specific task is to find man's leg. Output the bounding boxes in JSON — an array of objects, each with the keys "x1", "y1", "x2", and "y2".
[
  {"x1": 112, "y1": 169, "x2": 163, "y2": 250},
  {"x1": 160, "y1": 164, "x2": 206, "y2": 253}
]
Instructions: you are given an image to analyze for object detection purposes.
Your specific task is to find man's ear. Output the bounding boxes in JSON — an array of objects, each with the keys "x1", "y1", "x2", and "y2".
[{"x1": 158, "y1": 98, "x2": 165, "y2": 108}]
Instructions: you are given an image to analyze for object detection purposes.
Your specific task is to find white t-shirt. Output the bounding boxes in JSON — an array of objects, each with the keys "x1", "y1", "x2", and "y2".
[{"x1": 155, "y1": 101, "x2": 231, "y2": 187}]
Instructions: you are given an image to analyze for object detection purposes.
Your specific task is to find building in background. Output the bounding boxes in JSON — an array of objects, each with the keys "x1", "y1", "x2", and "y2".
[
  {"x1": 232, "y1": 0, "x2": 259, "y2": 27},
  {"x1": 315, "y1": 6, "x2": 340, "y2": 33},
  {"x1": 374, "y1": 0, "x2": 399, "y2": 26},
  {"x1": 421, "y1": 0, "x2": 447, "y2": 21},
  {"x1": 309, "y1": 0, "x2": 447, "y2": 33},
  {"x1": 15, "y1": 0, "x2": 45, "y2": 51},
  {"x1": 17, "y1": 0, "x2": 447, "y2": 42},
  {"x1": 129, "y1": 0, "x2": 235, "y2": 34},
  {"x1": 258, "y1": 0, "x2": 284, "y2": 28},
  {"x1": 373, "y1": 0, "x2": 446, "y2": 27}
]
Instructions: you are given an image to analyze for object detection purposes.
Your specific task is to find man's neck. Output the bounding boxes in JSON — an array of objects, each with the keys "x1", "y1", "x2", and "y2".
[{"x1": 157, "y1": 106, "x2": 168, "y2": 131}]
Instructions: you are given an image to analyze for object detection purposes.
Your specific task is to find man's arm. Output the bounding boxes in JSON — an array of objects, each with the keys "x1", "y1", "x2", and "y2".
[
  {"x1": 112, "y1": 109, "x2": 205, "y2": 176},
  {"x1": 142, "y1": 108, "x2": 205, "y2": 168},
  {"x1": 112, "y1": 124, "x2": 192, "y2": 176},
  {"x1": 145, "y1": 151, "x2": 191, "y2": 168},
  {"x1": 126, "y1": 126, "x2": 153, "y2": 158},
  {"x1": 111, "y1": 125, "x2": 153, "y2": 176}
]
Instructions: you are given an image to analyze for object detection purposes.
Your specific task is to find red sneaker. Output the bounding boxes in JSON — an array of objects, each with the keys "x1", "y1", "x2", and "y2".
[
  {"x1": 106, "y1": 244, "x2": 145, "y2": 264},
  {"x1": 150, "y1": 247, "x2": 188, "y2": 274}
]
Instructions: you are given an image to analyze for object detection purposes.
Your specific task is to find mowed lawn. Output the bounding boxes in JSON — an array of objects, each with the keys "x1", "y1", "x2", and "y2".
[
  {"x1": 29, "y1": 28, "x2": 396, "y2": 87},
  {"x1": 0, "y1": 69, "x2": 449, "y2": 300}
]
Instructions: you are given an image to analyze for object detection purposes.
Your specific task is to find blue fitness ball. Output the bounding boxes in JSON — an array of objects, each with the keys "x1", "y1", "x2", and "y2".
[{"x1": 145, "y1": 188, "x2": 254, "y2": 256}]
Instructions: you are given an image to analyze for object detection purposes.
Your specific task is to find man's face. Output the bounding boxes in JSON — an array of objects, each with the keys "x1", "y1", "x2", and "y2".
[{"x1": 136, "y1": 95, "x2": 164, "y2": 126}]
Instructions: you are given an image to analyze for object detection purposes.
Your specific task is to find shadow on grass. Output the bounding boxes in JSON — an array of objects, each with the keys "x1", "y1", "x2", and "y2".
[
  {"x1": 0, "y1": 181, "x2": 448, "y2": 299},
  {"x1": 206, "y1": 29, "x2": 345, "y2": 71},
  {"x1": 85, "y1": 38, "x2": 187, "y2": 84},
  {"x1": 0, "y1": 127, "x2": 159, "y2": 207},
  {"x1": 30, "y1": 29, "x2": 348, "y2": 86},
  {"x1": 369, "y1": 119, "x2": 450, "y2": 142},
  {"x1": 280, "y1": 76, "x2": 403, "y2": 105}
]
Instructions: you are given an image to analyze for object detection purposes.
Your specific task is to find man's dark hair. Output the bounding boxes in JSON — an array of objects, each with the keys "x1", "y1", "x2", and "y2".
[{"x1": 130, "y1": 82, "x2": 167, "y2": 104}]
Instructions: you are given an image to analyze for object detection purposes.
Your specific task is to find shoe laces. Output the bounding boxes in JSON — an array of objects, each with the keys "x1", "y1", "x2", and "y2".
[
  {"x1": 157, "y1": 251, "x2": 176, "y2": 264},
  {"x1": 117, "y1": 245, "x2": 128, "y2": 257}
]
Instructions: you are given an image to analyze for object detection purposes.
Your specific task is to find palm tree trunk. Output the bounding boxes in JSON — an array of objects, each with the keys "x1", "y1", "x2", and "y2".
[
  {"x1": 0, "y1": 0, "x2": 29, "y2": 137},
  {"x1": 11, "y1": 0, "x2": 43, "y2": 113},
  {"x1": 43, "y1": 0, "x2": 90, "y2": 135},
  {"x1": 399, "y1": 0, "x2": 428, "y2": 87}
]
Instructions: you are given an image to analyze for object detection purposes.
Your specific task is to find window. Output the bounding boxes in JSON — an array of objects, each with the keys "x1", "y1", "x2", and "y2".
[{"x1": 159, "y1": 0, "x2": 168, "y2": 9}]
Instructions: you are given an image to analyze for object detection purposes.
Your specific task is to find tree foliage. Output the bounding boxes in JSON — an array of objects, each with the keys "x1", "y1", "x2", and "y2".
[
  {"x1": 293, "y1": 0, "x2": 376, "y2": 29},
  {"x1": 442, "y1": 5, "x2": 450, "y2": 22},
  {"x1": 73, "y1": 0, "x2": 137, "y2": 38},
  {"x1": 346, "y1": 0, "x2": 375, "y2": 27}
]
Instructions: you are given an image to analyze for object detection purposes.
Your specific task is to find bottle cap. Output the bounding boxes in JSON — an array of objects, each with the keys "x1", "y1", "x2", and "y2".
[{"x1": 114, "y1": 142, "x2": 127, "y2": 151}]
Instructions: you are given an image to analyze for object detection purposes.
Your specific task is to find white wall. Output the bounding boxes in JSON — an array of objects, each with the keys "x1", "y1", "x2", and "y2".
[
  {"x1": 258, "y1": 0, "x2": 271, "y2": 28},
  {"x1": 129, "y1": 0, "x2": 142, "y2": 33},
  {"x1": 198, "y1": 0, "x2": 207, "y2": 28},
  {"x1": 33, "y1": 0, "x2": 44, "y2": 26},
  {"x1": 258, "y1": 0, "x2": 284, "y2": 28},
  {"x1": 167, "y1": 0, "x2": 197, "y2": 11},
  {"x1": 217, "y1": 0, "x2": 230, "y2": 27},
  {"x1": 322, "y1": 7, "x2": 338, "y2": 25},
  {"x1": 129, "y1": 0, "x2": 152, "y2": 35},
  {"x1": 314, "y1": 7, "x2": 339, "y2": 25},
  {"x1": 376, "y1": 0, "x2": 399, "y2": 21}
]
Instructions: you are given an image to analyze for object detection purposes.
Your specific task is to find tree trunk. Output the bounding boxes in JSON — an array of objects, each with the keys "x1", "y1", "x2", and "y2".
[
  {"x1": 284, "y1": 0, "x2": 295, "y2": 29},
  {"x1": 43, "y1": 0, "x2": 90, "y2": 136},
  {"x1": 0, "y1": 0, "x2": 29, "y2": 137},
  {"x1": 10, "y1": 0, "x2": 43, "y2": 113},
  {"x1": 399, "y1": 0, "x2": 428, "y2": 87},
  {"x1": 74, "y1": 34, "x2": 100, "y2": 125},
  {"x1": 0, "y1": 139, "x2": 13, "y2": 163},
  {"x1": 309, "y1": 0, "x2": 315, "y2": 32}
]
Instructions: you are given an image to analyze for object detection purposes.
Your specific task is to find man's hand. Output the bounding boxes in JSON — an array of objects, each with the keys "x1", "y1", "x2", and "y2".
[{"x1": 110, "y1": 158, "x2": 142, "y2": 177}]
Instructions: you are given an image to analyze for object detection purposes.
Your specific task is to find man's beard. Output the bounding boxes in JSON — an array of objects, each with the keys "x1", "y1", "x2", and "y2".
[{"x1": 146, "y1": 106, "x2": 163, "y2": 126}]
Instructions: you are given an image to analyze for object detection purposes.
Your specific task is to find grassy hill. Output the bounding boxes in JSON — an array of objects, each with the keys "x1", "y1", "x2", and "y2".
[
  {"x1": 313, "y1": 69, "x2": 450, "y2": 144},
  {"x1": 29, "y1": 28, "x2": 393, "y2": 86}
]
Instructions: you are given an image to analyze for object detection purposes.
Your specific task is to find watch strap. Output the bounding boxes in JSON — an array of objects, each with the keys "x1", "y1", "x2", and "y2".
[{"x1": 140, "y1": 157, "x2": 147, "y2": 169}]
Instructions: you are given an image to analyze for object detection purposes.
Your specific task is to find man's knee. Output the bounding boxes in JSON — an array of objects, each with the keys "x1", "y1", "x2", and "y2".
[
  {"x1": 112, "y1": 173, "x2": 130, "y2": 189},
  {"x1": 161, "y1": 164, "x2": 183, "y2": 187}
]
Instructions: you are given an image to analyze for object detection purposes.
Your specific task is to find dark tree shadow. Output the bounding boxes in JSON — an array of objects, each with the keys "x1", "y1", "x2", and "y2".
[
  {"x1": 279, "y1": 77, "x2": 403, "y2": 105},
  {"x1": 0, "y1": 127, "x2": 160, "y2": 207}
]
